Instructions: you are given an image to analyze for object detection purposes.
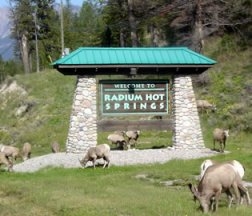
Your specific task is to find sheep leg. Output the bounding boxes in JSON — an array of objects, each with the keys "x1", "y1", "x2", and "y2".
[
  {"x1": 8, "y1": 164, "x2": 13, "y2": 172},
  {"x1": 92, "y1": 156, "x2": 97, "y2": 169},
  {"x1": 213, "y1": 190, "x2": 221, "y2": 212},
  {"x1": 117, "y1": 141, "x2": 124, "y2": 150},
  {"x1": 223, "y1": 140, "x2": 226, "y2": 151},
  {"x1": 219, "y1": 142, "x2": 224, "y2": 152},
  {"x1": 122, "y1": 141, "x2": 129, "y2": 150},
  {"x1": 238, "y1": 183, "x2": 251, "y2": 205},
  {"x1": 7, "y1": 156, "x2": 14, "y2": 164},
  {"x1": 210, "y1": 196, "x2": 215, "y2": 211},
  {"x1": 232, "y1": 183, "x2": 241, "y2": 205},
  {"x1": 225, "y1": 189, "x2": 233, "y2": 208},
  {"x1": 129, "y1": 138, "x2": 136, "y2": 149},
  {"x1": 103, "y1": 156, "x2": 110, "y2": 168},
  {"x1": 131, "y1": 139, "x2": 137, "y2": 148}
]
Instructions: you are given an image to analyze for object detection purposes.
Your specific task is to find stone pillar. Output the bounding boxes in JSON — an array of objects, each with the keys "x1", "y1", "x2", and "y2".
[
  {"x1": 172, "y1": 75, "x2": 204, "y2": 149},
  {"x1": 66, "y1": 76, "x2": 97, "y2": 153}
]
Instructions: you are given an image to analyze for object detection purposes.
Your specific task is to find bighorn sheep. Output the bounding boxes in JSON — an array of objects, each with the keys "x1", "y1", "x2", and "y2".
[
  {"x1": 213, "y1": 128, "x2": 229, "y2": 152},
  {"x1": 0, "y1": 152, "x2": 13, "y2": 172},
  {"x1": 196, "y1": 100, "x2": 216, "y2": 113},
  {"x1": 51, "y1": 141, "x2": 60, "y2": 153},
  {"x1": 189, "y1": 163, "x2": 250, "y2": 213},
  {"x1": 79, "y1": 144, "x2": 110, "y2": 169},
  {"x1": 124, "y1": 130, "x2": 140, "y2": 148},
  {"x1": 199, "y1": 159, "x2": 249, "y2": 206},
  {"x1": 199, "y1": 159, "x2": 245, "y2": 181},
  {"x1": 107, "y1": 133, "x2": 127, "y2": 150},
  {"x1": 22, "y1": 142, "x2": 31, "y2": 161},
  {"x1": 0, "y1": 144, "x2": 20, "y2": 162}
]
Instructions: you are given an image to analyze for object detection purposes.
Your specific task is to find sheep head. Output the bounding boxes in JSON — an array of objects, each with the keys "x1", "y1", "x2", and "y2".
[
  {"x1": 223, "y1": 130, "x2": 229, "y2": 138},
  {"x1": 188, "y1": 183, "x2": 211, "y2": 213},
  {"x1": 79, "y1": 158, "x2": 88, "y2": 168}
]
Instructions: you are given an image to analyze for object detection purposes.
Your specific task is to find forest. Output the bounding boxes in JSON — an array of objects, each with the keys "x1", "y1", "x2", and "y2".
[{"x1": 0, "y1": 0, "x2": 251, "y2": 77}]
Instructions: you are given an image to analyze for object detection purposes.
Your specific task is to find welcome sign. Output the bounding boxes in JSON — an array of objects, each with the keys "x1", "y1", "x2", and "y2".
[{"x1": 100, "y1": 80, "x2": 169, "y2": 115}]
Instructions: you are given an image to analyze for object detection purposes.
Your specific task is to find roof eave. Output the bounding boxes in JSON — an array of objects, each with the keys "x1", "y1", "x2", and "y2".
[
  {"x1": 54, "y1": 64, "x2": 214, "y2": 76},
  {"x1": 54, "y1": 64, "x2": 214, "y2": 69}
]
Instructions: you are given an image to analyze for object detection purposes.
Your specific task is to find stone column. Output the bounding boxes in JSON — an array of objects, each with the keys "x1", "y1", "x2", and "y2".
[
  {"x1": 66, "y1": 76, "x2": 97, "y2": 153},
  {"x1": 172, "y1": 75, "x2": 204, "y2": 149}
]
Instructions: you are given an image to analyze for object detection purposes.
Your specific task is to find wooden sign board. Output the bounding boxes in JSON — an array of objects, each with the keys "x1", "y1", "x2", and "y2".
[{"x1": 100, "y1": 80, "x2": 169, "y2": 115}]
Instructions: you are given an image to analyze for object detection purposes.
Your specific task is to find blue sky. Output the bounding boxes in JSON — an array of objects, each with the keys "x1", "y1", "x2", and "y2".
[{"x1": 0, "y1": 0, "x2": 84, "y2": 7}]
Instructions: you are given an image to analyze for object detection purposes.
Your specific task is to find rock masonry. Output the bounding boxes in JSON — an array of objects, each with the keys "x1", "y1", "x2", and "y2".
[
  {"x1": 66, "y1": 76, "x2": 97, "y2": 153},
  {"x1": 172, "y1": 75, "x2": 204, "y2": 149},
  {"x1": 66, "y1": 74, "x2": 204, "y2": 153}
]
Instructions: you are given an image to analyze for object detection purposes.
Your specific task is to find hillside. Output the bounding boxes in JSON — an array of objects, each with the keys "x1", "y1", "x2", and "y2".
[
  {"x1": 0, "y1": 70, "x2": 76, "y2": 155},
  {"x1": 0, "y1": 37, "x2": 251, "y2": 155},
  {"x1": 194, "y1": 37, "x2": 252, "y2": 135}
]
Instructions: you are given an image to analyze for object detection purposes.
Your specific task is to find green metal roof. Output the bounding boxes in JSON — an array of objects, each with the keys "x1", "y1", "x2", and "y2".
[
  {"x1": 53, "y1": 47, "x2": 216, "y2": 65},
  {"x1": 53, "y1": 47, "x2": 216, "y2": 75}
]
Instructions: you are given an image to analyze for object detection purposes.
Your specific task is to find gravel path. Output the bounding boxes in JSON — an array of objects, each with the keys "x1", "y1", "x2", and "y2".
[{"x1": 13, "y1": 147, "x2": 218, "y2": 173}]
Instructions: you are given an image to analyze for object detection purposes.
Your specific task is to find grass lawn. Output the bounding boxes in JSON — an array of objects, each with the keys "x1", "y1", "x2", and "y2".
[{"x1": 1, "y1": 136, "x2": 252, "y2": 216}]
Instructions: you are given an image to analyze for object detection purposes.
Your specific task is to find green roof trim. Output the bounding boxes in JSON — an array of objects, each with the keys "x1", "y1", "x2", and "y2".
[{"x1": 53, "y1": 47, "x2": 216, "y2": 66}]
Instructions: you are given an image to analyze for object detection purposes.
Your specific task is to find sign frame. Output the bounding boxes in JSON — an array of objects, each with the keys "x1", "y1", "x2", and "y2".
[{"x1": 100, "y1": 79, "x2": 169, "y2": 116}]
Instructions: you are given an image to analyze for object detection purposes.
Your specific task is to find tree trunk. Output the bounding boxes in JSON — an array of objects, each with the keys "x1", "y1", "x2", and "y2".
[
  {"x1": 120, "y1": 29, "x2": 125, "y2": 47},
  {"x1": 127, "y1": 0, "x2": 138, "y2": 47},
  {"x1": 193, "y1": 0, "x2": 204, "y2": 53},
  {"x1": 150, "y1": 25, "x2": 159, "y2": 47},
  {"x1": 20, "y1": 34, "x2": 30, "y2": 74}
]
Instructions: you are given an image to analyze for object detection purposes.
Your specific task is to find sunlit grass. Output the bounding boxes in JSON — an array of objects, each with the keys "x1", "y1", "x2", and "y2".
[{"x1": 1, "y1": 154, "x2": 252, "y2": 216}]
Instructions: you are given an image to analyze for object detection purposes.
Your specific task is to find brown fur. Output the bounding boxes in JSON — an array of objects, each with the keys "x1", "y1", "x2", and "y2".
[
  {"x1": 22, "y1": 142, "x2": 32, "y2": 161},
  {"x1": 0, "y1": 145, "x2": 20, "y2": 162},
  {"x1": 51, "y1": 141, "x2": 60, "y2": 153},
  {"x1": 0, "y1": 152, "x2": 13, "y2": 172},
  {"x1": 196, "y1": 100, "x2": 216, "y2": 113},
  {"x1": 124, "y1": 130, "x2": 140, "y2": 148},
  {"x1": 213, "y1": 128, "x2": 229, "y2": 152},
  {"x1": 189, "y1": 163, "x2": 250, "y2": 213},
  {"x1": 79, "y1": 144, "x2": 110, "y2": 169},
  {"x1": 107, "y1": 133, "x2": 126, "y2": 150},
  {"x1": 200, "y1": 159, "x2": 245, "y2": 181}
]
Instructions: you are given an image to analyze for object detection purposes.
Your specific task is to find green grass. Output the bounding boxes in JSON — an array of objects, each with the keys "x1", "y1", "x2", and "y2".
[
  {"x1": 1, "y1": 152, "x2": 252, "y2": 216},
  {"x1": 0, "y1": 70, "x2": 76, "y2": 154},
  {"x1": 1, "y1": 126, "x2": 252, "y2": 216}
]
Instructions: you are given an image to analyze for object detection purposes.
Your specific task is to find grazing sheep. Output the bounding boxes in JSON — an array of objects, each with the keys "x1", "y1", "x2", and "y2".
[
  {"x1": 124, "y1": 130, "x2": 140, "y2": 148},
  {"x1": 51, "y1": 141, "x2": 60, "y2": 153},
  {"x1": 113, "y1": 130, "x2": 125, "y2": 136},
  {"x1": 79, "y1": 144, "x2": 110, "y2": 169},
  {"x1": 196, "y1": 100, "x2": 216, "y2": 113},
  {"x1": 189, "y1": 163, "x2": 250, "y2": 213},
  {"x1": 0, "y1": 144, "x2": 20, "y2": 162},
  {"x1": 199, "y1": 159, "x2": 248, "y2": 205},
  {"x1": 213, "y1": 128, "x2": 229, "y2": 152},
  {"x1": 199, "y1": 159, "x2": 245, "y2": 181},
  {"x1": 22, "y1": 142, "x2": 31, "y2": 161},
  {"x1": 107, "y1": 133, "x2": 127, "y2": 150},
  {"x1": 0, "y1": 152, "x2": 13, "y2": 172}
]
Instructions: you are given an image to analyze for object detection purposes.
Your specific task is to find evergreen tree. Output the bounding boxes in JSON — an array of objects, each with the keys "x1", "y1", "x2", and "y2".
[
  {"x1": 9, "y1": 0, "x2": 60, "y2": 72},
  {"x1": 74, "y1": 1, "x2": 105, "y2": 47},
  {"x1": 9, "y1": 0, "x2": 34, "y2": 73},
  {"x1": 32, "y1": 0, "x2": 60, "y2": 68}
]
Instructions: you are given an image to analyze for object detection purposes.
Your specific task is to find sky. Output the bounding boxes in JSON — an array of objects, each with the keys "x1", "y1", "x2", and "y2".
[{"x1": 0, "y1": 0, "x2": 85, "y2": 7}]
